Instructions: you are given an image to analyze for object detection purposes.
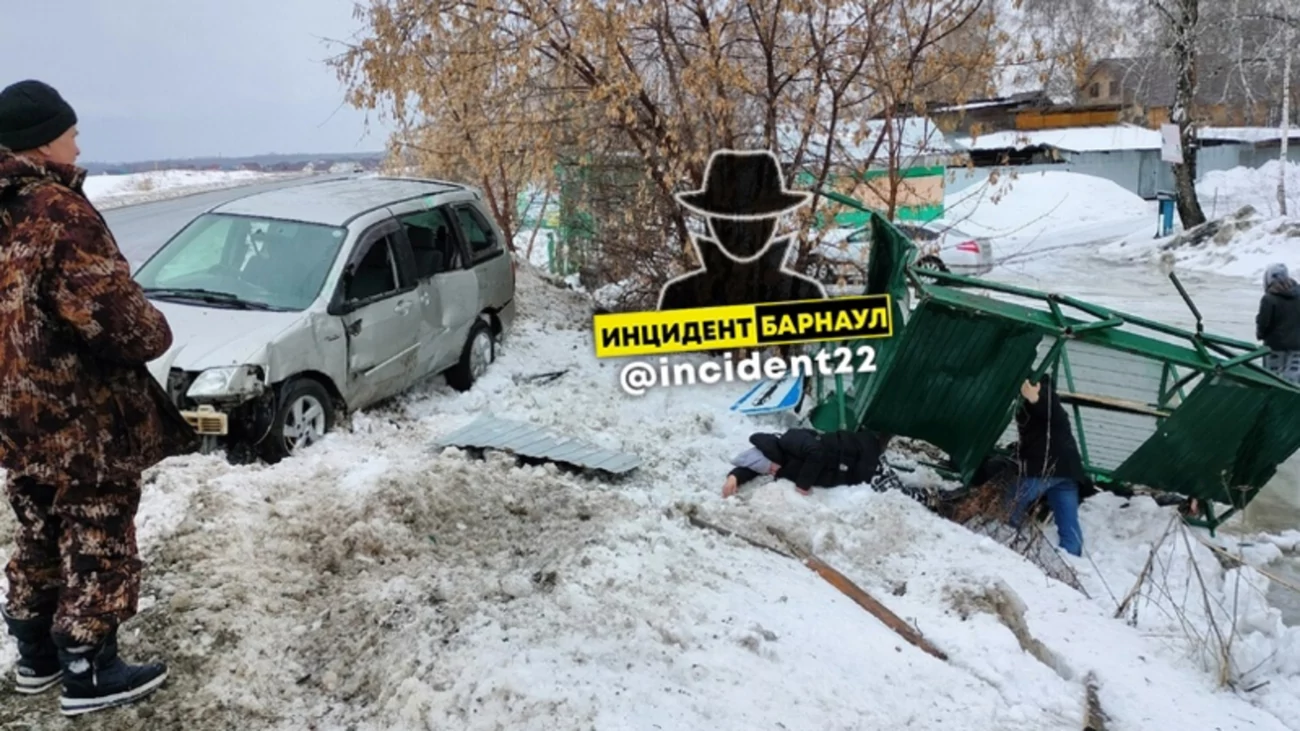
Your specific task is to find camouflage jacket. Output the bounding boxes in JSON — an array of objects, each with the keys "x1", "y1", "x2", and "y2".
[{"x1": 0, "y1": 150, "x2": 199, "y2": 487}]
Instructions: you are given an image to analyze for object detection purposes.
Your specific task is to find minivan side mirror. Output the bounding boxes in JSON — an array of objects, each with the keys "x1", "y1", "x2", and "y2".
[{"x1": 327, "y1": 262, "x2": 360, "y2": 316}]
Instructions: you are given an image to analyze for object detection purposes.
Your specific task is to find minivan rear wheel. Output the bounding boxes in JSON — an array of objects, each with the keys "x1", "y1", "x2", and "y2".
[{"x1": 446, "y1": 318, "x2": 496, "y2": 392}]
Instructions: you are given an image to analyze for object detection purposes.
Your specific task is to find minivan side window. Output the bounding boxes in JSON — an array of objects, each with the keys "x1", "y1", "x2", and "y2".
[
  {"x1": 345, "y1": 234, "x2": 400, "y2": 303},
  {"x1": 454, "y1": 205, "x2": 500, "y2": 260},
  {"x1": 399, "y1": 207, "x2": 463, "y2": 279}
]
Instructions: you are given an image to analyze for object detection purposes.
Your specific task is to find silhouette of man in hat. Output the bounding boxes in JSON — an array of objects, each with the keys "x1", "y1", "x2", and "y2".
[{"x1": 658, "y1": 149, "x2": 827, "y2": 311}]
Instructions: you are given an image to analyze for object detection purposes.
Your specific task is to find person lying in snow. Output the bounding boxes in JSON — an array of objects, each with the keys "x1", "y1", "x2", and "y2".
[
  {"x1": 1003, "y1": 374, "x2": 1088, "y2": 556},
  {"x1": 722, "y1": 428, "x2": 938, "y2": 506}
]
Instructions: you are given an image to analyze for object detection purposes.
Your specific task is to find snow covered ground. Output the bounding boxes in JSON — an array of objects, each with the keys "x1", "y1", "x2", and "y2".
[
  {"x1": 83, "y1": 169, "x2": 307, "y2": 210},
  {"x1": 1097, "y1": 161, "x2": 1300, "y2": 282},
  {"x1": 1, "y1": 261, "x2": 1298, "y2": 729}
]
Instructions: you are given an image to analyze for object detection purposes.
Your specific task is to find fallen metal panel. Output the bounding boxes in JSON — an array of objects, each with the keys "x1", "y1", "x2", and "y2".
[
  {"x1": 435, "y1": 414, "x2": 642, "y2": 475},
  {"x1": 858, "y1": 299, "x2": 1043, "y2": 483},
  {"x1": 1112, "y1": 378, "x2": 1300, "y2": 506}
]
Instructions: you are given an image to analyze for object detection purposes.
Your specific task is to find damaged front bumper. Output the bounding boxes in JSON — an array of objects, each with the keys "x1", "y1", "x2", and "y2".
[
  {"x1": 181, "y1": 404, "x2": 230, "y2": 436},
  {"x1": 167, "y1": 365, "x2": 273, "y2": 448}
]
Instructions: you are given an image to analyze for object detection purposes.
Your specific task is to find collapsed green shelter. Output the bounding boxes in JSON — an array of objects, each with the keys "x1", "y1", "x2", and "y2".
[{"x1": 803, "y1": 196, "x2": 1300, "y2": 533}]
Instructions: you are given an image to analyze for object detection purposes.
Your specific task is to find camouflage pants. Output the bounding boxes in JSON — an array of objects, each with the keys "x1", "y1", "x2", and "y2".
[{"x1": 3, "y1": 474, "x2": 142, "y2": 645}]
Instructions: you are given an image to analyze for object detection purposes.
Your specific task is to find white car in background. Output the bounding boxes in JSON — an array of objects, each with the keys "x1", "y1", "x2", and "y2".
[
  {"x1": 808, "y1": 219, "x2": 994, "y2": 291},
  {"x1": 892, "y1": 220, "x2": 994, "y2": 275}
]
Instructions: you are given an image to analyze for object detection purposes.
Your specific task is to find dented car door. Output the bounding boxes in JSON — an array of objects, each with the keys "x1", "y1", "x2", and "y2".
[
  {"x1": 390, "y1": 204, "x2": 479, "y2": 377},
  {"x1": 329, "y1": 218, "x2": 422, "y2": 408}
]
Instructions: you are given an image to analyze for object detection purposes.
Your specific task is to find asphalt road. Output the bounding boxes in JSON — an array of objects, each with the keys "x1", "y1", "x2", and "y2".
[{"x1": 102, "y1": 174, "x2": 346, "y2": 269}]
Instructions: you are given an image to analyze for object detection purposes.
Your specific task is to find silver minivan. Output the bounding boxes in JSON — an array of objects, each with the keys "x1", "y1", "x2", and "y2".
[{"x1": 132, "y1": 175, "x2": 518, "y2": 462}]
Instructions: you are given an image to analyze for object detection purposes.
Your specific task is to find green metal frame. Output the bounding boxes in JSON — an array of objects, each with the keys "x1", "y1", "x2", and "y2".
[{"x1": 802, "y1": 190, "x2": 1300, "y2": 534}]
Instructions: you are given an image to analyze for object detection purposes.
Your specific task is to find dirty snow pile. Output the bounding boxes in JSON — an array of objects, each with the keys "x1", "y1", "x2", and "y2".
[
  {"x1": 83, "y1": 169, "x2": 303, "y2": 210},
  {"x1": 1, "y1": 265, "x2": 1300, "y2": 729},
  {"x1": 1098, "y1": 161, "x2": 1300, "y2": 281}
]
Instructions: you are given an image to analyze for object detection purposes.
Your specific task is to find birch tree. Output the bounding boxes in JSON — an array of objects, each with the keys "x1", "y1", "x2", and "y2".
[{"x1": 1149, "y1": 0, "x2": 1208, "y2": 228}]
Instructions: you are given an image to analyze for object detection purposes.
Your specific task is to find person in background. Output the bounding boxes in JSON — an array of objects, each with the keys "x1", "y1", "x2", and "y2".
[
  {"x1": 1256, "y1": 262, "x2": 1300, "y2": 385},
  {"x1": 1003, "y1": 375, "x2": 1087, "y2": 557},
  {"x1": 0, "y1": 79, "x2": 198, "y2": 716}
]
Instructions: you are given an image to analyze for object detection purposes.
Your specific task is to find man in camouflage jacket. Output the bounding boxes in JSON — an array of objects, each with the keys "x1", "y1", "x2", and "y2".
[{"x1": 0, "y1": 79, "x2": 198, "y2": 716}]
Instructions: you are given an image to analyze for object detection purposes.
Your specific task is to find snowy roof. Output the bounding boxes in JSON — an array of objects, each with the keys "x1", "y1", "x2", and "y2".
[
  {"x1": 953, "y1": 125, "x2": 1162, "y2": 153},
  {"x1": 777, "y1": 117, "x2": 957, "y2": 163},
  {"x1": 1198, "y1": 127, "x2": 1300, "y2": 144}
]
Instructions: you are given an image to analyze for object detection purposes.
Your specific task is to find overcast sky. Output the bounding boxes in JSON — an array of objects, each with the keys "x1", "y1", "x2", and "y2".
[{"x1": 0, "y1": 0, "x2": 395, "y2": 163}]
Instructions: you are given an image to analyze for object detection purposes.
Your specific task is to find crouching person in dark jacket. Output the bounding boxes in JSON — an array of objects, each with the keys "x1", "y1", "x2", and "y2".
[
  {"x1": 722, "y1": 428, "x2": 890, "y2": 498},
  {"x1": 1004, "y1": 375, "x2": 1087, "y2": 556}
]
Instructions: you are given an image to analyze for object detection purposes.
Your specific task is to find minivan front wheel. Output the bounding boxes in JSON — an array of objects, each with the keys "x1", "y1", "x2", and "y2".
[
  {"x1": 446, "y1": 318, "x2": 496, "y2": 392},
  {"x1": 261, "y1": 377, "x2": 335, "y2": 463}
]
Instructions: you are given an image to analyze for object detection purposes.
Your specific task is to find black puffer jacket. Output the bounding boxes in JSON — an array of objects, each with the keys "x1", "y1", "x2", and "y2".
[
  {"x1": 742, "y1": 428, "x2": 885, "y2": 489},
  {"x1": 1015, "y1": 375, "x2": 1088, "y2": 485},
  {"x1": 1257, "y1": 277, "x2": 1300, "y2": 351}
]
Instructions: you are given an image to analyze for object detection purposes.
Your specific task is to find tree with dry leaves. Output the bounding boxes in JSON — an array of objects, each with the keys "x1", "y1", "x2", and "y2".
[{"x1": 330, "y1": 0, "x2": 1023, "y2": 308}]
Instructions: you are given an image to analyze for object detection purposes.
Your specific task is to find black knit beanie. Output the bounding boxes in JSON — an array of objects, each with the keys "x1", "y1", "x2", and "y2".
[{"x1": 0, "y1": 80, "x2": 78, "y2": 152}]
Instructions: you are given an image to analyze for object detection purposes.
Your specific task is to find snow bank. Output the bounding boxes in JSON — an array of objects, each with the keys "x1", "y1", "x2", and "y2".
[
  {"x1": 84, "y1": 169, "x2": 303, "y2": 210},
  {"x1": 513, "y1": 169, "x2": 1157, "y2": 278},
  {"x1": 0, "y1": 264, "x2": 1297, "y2": 729},
  {"x1": 1199, "y1": 160, "x2": 1300, "y2": 221},
  {"x1": 1097, "y1": 161, "x2": 1300, "y2": 281},
  {"x1": 944, "y1": 170, "x2": 1152, "y2": 258}
]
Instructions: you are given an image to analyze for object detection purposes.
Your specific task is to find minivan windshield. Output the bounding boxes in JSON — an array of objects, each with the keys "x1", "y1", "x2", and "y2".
[{"x1": 133, "y1": 213, "x2": 348, "y2": 312}]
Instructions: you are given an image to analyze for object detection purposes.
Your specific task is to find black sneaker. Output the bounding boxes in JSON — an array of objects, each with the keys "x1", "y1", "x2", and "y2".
[{"x1": 55, "y1": 629, "x2": 167, "y2": 716}]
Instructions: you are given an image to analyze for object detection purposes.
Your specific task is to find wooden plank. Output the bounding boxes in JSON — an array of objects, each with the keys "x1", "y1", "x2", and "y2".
[
  {"x1": 1057, "y1": 391, "x2": 1170, "y2": 418},
  {"x1": 767, "y1": 527, "x2": 949, "y2": 661}
]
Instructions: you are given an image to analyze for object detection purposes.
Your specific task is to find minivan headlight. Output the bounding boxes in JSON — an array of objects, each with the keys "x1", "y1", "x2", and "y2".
[{"x1": 186, "y1": 365, "x2": 265, "y2": 400}]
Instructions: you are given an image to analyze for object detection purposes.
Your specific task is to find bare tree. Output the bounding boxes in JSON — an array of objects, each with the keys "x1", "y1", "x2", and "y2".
[
  {"x1": 1207, "y1": 0, "x2": 1297, "y2": 216},
  {"x1": 329, "y1": 0, "x2": 1024, "y2": 308},
  {"x1": 1013, "y1": 0, "x2": 1133, "y2": 100}
]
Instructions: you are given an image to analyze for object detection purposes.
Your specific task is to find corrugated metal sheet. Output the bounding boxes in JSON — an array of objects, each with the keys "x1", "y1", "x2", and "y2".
[
  {"x1": 435, "y1": 414, "x2": 642, "y2": 475},
  {"x1": 943, "y1": 146, "x2": 1251, "y2": 200},
  {"x1": 859, "y1": 300, "x2": 1042, "y2": 481},
  {"x1": 1112, "y1": 379, "x2": 1300, "y2": 505}
]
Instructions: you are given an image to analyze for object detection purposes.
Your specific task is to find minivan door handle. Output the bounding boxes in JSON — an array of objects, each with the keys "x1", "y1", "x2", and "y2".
[{"x1": 395, "y1": 299, "x2": 413, "y2": 315}]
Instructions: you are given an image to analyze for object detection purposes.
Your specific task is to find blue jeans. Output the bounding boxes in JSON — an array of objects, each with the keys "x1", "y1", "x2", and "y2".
[{"x1": 1006, "y1": 476, "x2": 1083, "y2": 556}]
